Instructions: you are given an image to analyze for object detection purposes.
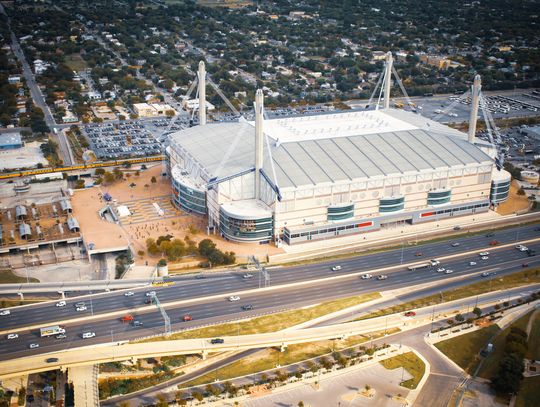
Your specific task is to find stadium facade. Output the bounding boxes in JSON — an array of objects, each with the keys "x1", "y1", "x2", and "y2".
[{"x1": 167, "y1": 61, "x2": 511, "y2": 245}]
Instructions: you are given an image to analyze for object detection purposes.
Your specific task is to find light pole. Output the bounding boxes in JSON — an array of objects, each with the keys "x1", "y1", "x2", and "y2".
[{"x1": 400, "y1": 241, "x2": 404, "y2": 264}]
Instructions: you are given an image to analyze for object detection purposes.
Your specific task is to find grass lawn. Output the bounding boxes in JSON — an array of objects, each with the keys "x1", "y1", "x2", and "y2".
[
  {"x1": 138, "y1": 292, "x2": 381, "y2": 342},
  {"x1": 180, "y1": 327, "x2": 399, "y2": 388},
  {"x1": 435, "y1": 325, "x2": 500, "y2": 374},
  {"x1": 516, "y1": 376, "x2": 540, "y2": 407},
  {"x1": 357, "y1": 269, "x2": 540, "y2": 321},
  {"x1": 0, "y1": 269, "x2": 39, "y2": 283},
  {"x1": 477, "y1": 311, "x2": 533, "y2": 379},
  {"x1": 380, "y1": 351, "x2": 425, "y2": 389},
  {"x1": 525, "y1": 310, "x2": 540, "y2": 360},
  {"x1": 64, "y1": 54, "x2": 87, "y2": 71}
]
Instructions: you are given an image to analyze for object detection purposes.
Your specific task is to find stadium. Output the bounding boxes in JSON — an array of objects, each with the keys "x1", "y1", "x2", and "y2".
[{"x1": 167, "y1": 60, "x2": 511, "y2": 245}]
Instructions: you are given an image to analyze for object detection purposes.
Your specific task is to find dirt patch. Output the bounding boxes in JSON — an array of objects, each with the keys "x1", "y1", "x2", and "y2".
[{"x1": 496, "y1": 180, "x2": 531, "y2": 215}]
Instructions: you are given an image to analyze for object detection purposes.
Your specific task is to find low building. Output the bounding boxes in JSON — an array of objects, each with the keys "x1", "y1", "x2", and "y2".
[
  {"x1": 181, "y1": 99, "x2": 215, "y2": 112},
  {"x1": 0, "y1": 133, "x2": 23, "y2": 150},
  {"x1": 133, "y1": 103, "x2": 177, "y2": 118}
]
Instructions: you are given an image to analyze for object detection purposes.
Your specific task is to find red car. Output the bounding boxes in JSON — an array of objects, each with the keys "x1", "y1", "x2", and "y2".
[
  {"x1": 121, "y1": 315, "x2": 134, "y2": 323},
  {"x1": 489, "y1": 240, "x2": 499, "y2": 246},
  {"x1": 182, "y1": 315, "x2": 192, "y2": 322},
  {"x1": 415, "y1": 252, "x2": 423, "y2": 257},
  {"x1": 404, "y1": 311, "x2": 416, "y2": 317},
  {"x1": 522, "y1": 263, "x2": 529, "y2": 268}
]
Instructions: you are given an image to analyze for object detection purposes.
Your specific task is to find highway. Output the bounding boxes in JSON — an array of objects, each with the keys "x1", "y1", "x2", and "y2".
[{"x1": 1, "y1": 223, "x2": 540, "y2": 361}]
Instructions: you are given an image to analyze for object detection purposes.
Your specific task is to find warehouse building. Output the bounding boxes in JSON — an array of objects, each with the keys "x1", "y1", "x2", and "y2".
[{"x1": 167, "y1": 61, "x2": 511, "y2": 244}]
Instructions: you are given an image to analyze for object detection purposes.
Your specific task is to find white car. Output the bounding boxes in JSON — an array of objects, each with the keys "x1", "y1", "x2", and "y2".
[
  {"x1": 56, "y1": 301, "x2": 66, "y2": 307},
  {"x1": 228, "y1": 296, "x2": 240, "y2": 302},
  {"x1": 430, "y1": 259, "x2": 440, "y2": 266},
  {"x1": 7, "y1": 333, "x2": 18, "y2": 340},
  {"x1": 331, "y1": 266, "x2": 342, "y2": 271},
  {"x1": 76, "y1": 306, "x2": 87, "y2": 312},
  {"x1": 361, "y1": 274, "x2": 373, "y2": 279},
  {"x1": 0, "y1": 310, "x2": 10, "y2": 316},
  {"x1": 481, "y1": 256, "x2": 489, "y2": 260},
  {"x1": 82, "y1": 332, "x2": 96, "y2": 339},
  {"x1": 437, "y1": 267, "x2": 445, "y2": 272},
  {"x1": 124, "y1": 291, "x2": 134, "y2": 297},
  {"x1": 469, "y1": 261, "x2": 477, "y2": 266},
  {"x1": 29, "y1": 343, "x2": 39, "y2": 349},
  {"x1": 376, "y1": 275, "x2": 388, "y2": 280},
  {"x1": 445, "y1": 269, "x2": 454, "y2": 274},
  {"x1": 516, "y1": 245, "x2": 528, "y2": 252},
  {"x1": 243, "y1": 274, "x2": 253, "y2": 279},
  {"x1": 146, "y1": 291, "x2": 156, "y2": 297},
  {"x1": 479, "y1": 252, "x2": 490, "y2": 256}
]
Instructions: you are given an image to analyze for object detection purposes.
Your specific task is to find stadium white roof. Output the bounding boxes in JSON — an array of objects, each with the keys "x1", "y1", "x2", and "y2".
[{"x1": 169, "y1": 109, "x2": 494, "y2": 190}]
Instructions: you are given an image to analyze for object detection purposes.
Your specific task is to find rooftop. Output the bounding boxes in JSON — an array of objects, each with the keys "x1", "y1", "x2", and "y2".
[
  {"x1": 170, "y1": 108, "x2": 494, "y2": 190},
  {"x1": 0, "y1": 133, "x2": 22, "y2": 147}
]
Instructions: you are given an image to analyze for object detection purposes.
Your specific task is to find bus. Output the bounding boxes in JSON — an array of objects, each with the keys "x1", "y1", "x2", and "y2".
[
  {"x1": 407, "y1": 263, "x2": 431, "y2": 271},
  {"x1": 40, "y1": 325, "x2": 66, "y2": 337}
]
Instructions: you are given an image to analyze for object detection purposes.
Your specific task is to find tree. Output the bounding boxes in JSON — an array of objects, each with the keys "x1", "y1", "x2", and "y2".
[
  {"x1": 113, "y1": 167, "x2": 123, "y2": 180},
  {"x1": 198, "y1": 239, "x2": 217, "y2": 257},
  {"x1": 455, "y1": 313, "x2": 465, "y2": 322},
  {"x1": 192, "y1": 391, "x2": 203, "y2": 402},
  {"x1": 473, "y1": 307, "x2": 482, "y2": 317},
  {"x1": 95, "y1": 168, "x2": 105, "y2": 176},
  {"x1": 517, "y1": 187, "x2": 526, "y2": 196},
  {"x1": 155, "y1": 393, "x2": 168, "y2": 407},
  {"x1": 491, "y1": 353, "x2": 524, "y2": 395},
  {"x1": 298, "y1": 402, "x2": 304, "y2": 407},
  {"x1": 104, "y1": 171, "x2": 115, "y2": 184},
  {"x1": 17, "y1": 387, "x2": 26, "y2": 406},
  {"x1": 151, "y1": 176, "x2": 157, "y2": 184}
]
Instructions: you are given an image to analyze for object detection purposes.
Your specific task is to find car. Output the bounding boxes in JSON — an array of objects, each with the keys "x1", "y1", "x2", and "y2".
[
  {"x1": 243, "y1": 273, "x2": 254, "y2": 279},
  {"x1": 361, "y1": 274, "x2": 373, "y2": 279},
  {"x1": 46, "y1": 358, "x2": 59, "y2": 363},
  {"x1": 415, "y1": 252, "x2": 423, "y2": 257},
  {"x1": 527, "y1": 249, "x2": 536, "y2": 256},
  {"x1": 376, "y1": 275, "x2": 388, "y2": 280},
  {"x1": 489, "y1": 240, "x2": 499, "y2": 246},
  {"x1": 228, "y1": 296, "x2": 240, "y2": 301},
  {"x1": 144, "y1": 298, "x2": 152, "y2": 304},
  {"x1": 82, "y1": 332, "x2": 96, "y2": 339},
  {"x1": 445, "y1": 269, "x2": 454, "y2": 274},
  {"x1": 453, "y1": 226, "x2": 461, "y2": 231},
  {"x1": 124, "y1": 291, "x2": 134, "y2": 297},
  {"x1": 522, "y1": 263, "x2": 529, "y2": 268},
  {"x1": 479, "y1": 252, "x2": 490, "y2": 256},
  {"x1": 451, "y1": 242, "x2": 460, "y2": 247},
  {"x1": 75, "y1": 302, "x2": 85, "y2": 308},
  {"x1": 404, "y1": 311, "x2": 416, "y2": 317},
  {"x1": 485, "y1": 233, "x2": 495, "y2": 237},
  {"x1": 7, "y1": 333, "x2": 18, "y2": 340},
  {"x1": 146, "y1": 291, "x2": 156, "y2": 297},
  {"x1": 481, "y1": 271, "x2": 496, "y2": 277},
  {"x1": 481, "y1": 256, "x2": 489, "y2": 260},
  {"x1": 55, "y1": 334, "x2": 67, "y2": 339},
  {"x1": 56, "y1": 300, "x2": 66, "y2": 307},
  {"x1": 241, "y1": 304, "x2": 254, "y2": 310},
  {"x1": 210, "y1": 338, "x2": 224, "y2": 344},
  {"x1": 430, "y1": 259, "x2": 440, "y2": 266},
  {"x1": 534, "y1": 227, "x2": 540, "y2": 231},
  {"x1": 132, "y1": 320, "x2": 144, "y2": 327},
  {"x1": 0, "y1": 310, "x2": 11, "y2": 316},
  {"x1": 195, "y1": 274, "x2": 206, "y2": 279},
  {"x1": 516, "y1": 245, "x2": 528, "y2": 252},
  {"x1": 469, "y1": 261, "x2": 477, "y2": 266},
  {"x1": 182, "y1": 315, "x2": 192, "y2": 322},
  {"x1": 76, "y1": 306, "x2": 87, "y2": 312},
  {"x1": 29, "y1": 343, "x2": 39, "y2": 349},
  {"x1": 331, "y1": 265, "x2": 342, "y2": 271},
  {"x1": 436, "y1": 267, "x2": 446, "y2": 272}
]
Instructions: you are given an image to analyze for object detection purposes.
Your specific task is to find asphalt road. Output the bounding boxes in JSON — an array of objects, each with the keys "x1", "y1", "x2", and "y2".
[{"x1": 1, "y1": 223, "x2": 540, "y2": 361}]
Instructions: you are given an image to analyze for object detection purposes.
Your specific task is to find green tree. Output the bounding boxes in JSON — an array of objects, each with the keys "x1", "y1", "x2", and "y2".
[
  {"x1": 151, "y1": 176, "x2": 157, "y2": 184},
  {"x1": 104, "y1": 171, "x2": 115, "y2": 184},
  {"x1": 473, "y1": 307, "x2": 482, "y2": 317},
  {"x1": 491, "y1": 353, "x2": 524, "y2": 395},
  {"x1": 198, "y1": 239, "x2": 217, "y2": 257},
  {"x1": 17, "y1": 387, "x2": 26, "y2": 406}
]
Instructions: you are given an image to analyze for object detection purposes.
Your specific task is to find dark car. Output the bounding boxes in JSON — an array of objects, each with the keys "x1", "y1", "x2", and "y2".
[
  {"x1": 453, "y1": 226, "x2": 461, "y2": 231},
  {"x1": 210, "y1": 338, "x2": 224, "y2": 344},
  {"x1": 144, "y1": 298, "x2": 152, "y2": 304},
  {"x1": 131, "y1": 320, "x2": 143, "y2": 327},
  {"x1": 241, "y1": 304, "x2": 254, "y2": 310},
  {"x1": 26, "y1": 395, "x2": 34, "y2": 403},
  {"x1": 485, "y1": 233, "x2": 494, "y2": 237},
  {"x1": 45, "y1": 358, "x2": 59, "y2": 363}
]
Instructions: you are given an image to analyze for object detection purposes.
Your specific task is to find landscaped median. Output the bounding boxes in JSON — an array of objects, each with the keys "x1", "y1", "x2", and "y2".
[
  {"x1": 380, "y1": 351, "x2": 426, "y2": 389},
  {"x1": 135, "y1": 292, "x2": 381, "y2": 342},
  {"x1": 356, "y1": 268, "x2": 540, "y2": 321}
]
